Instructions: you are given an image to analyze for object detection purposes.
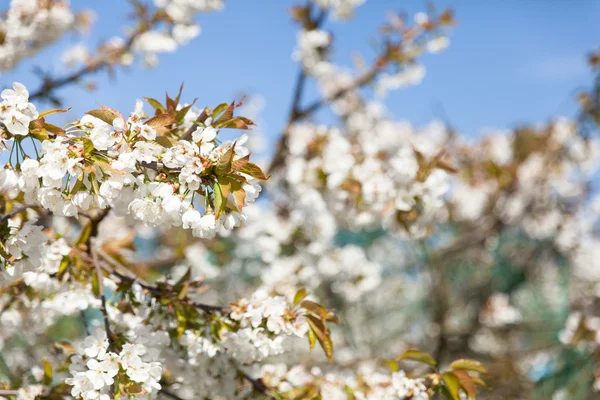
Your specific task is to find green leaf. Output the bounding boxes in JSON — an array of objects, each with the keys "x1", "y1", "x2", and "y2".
[
  {"x1": 450, "y1": 359, "x2": 487, "y2": 375},
  {"x1": 144, "y1": 97, "x2": 166, "y2": 113},
  {"x1": 471, "y1": 376, "x2": 491, "y2": 390},
  {"x1": 397, "y1": 350, "x2": 437, "y2": 367},
  {"x1": 307, "y1": 324, "x2": 317, "y2": 352},
  {"x1": 76, "y1": 221, "x2": 93, "y2": 246},
  {"x1": 294, "y1": 288, "x2": 308, "y2": 306},
  {"x1": 213, "y1": 102, "x2": 234, "y2": 125},
  {"x1": 211, "y1": 103, "x2": 229, "y2": 120},
  {"x1": 239, "y1": 162, "x2": 269, "y2": 180},
  {"x1": 91, "y1": 271, "x2": 100, "y2": 297},
  {"x1": 213, "y1": 182, "x2": 227, "y2": 218},
  {"x1": 443, "y1": 372, "x2": 461, "y2": 400},
  {"x1": 42, "y1": 359, "x2": 53, "y2": 385},
  {"x1": 175, "y1": 100, "x2": 196, "y2": 123},
  {"x1": 57, "y1": 257, "x2": 70, "y2": 277},
  {"x1": 82, "y1": 138, "x2": 95, "y2": 156},
  {"x1": 86, "y1": 109, "x2": 119, "y2": 125}
]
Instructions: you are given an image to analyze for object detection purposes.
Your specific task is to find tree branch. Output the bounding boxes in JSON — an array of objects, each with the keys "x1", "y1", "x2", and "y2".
[
  {"x1": 266, "y1": 8, "x2": 328, "y2": 175},
  {"x1": 180, "y1": 107, "x2": 211, "y2": 141},
  {"x1": 1, "y1": 204, "x2": 42, "y2": 223},
  {"x1": 159, "y1": 388, "x2": 186, "y2": 400},
  {"x1": 29, "y1": 20, "x2": 152, "y2": 103},
  {"x1": 241, "y1": 370, "x2": 276, "y2": 399},
  {"x1": 91, "y1": 239, "x2": 114, "y2": 348},
  {"x1": 80, "y1": 247, "x2": 230, "y2": 314}
]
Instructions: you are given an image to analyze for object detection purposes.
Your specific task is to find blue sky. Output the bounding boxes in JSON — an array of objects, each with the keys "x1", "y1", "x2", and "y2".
[{"x1": 2, "y1": 0, "x2": 599, "y2": 148}]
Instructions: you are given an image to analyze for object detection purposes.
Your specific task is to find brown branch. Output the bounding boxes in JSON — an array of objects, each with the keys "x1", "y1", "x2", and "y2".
[
  {"x1": 79, "y1": 248, "x2": 229, "y2": 314},
  {"x1": 266, "y1": 8, "x2": 328, "y2": 175},
  {"x1": 241, "y1": 371, "x2": 276, "y2": 399},
  {"x1": 1, "y1": 204, "x2": 42, "y2": 222},
  {"x1": 189, "y1": 301, "x2": 230, "y2": 314},
  {"x1": 295, "y1": 65, "x2": 381, "y2": 121},
  {"x1": 180, "y1": 107, "x2": 211, "y2": 141},
  {"x1": 0, "y1": 390, "x2": 18, "y2": 396},
  {"x1": 29, "y1": 20, "x2": 152, "y2": 103},
  {"x1": 267, "y1": 60, "x2": 385, "y2": 174},
  {"x1": 159, "y1": 388, "x2": 186, "y2": 400}
]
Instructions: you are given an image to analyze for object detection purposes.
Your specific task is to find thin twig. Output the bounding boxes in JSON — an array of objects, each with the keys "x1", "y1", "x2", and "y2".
[
  {"x1": 159, "y1": 388, "x2": 186, "y2": 400},
  {"x1": 189, "y1": 301, "x2": 230, "y2": 314},
  {"x1": 29, "y1": 26, "x2": 147, "y2": 102},
  {"x1": 1, "y1": 204, "x2": 42, "y2": 222},
  {"x1": 295, "y1": 65, "x2": 381, "y2": 121},
  {"x1": 0, "y1": 390, "x2": 18, "y2": 396},
  {"x1": 266, "y1": 9, "x2": 328, "y2": 175},
  {"x1": 80, "y1": 310, "x2": 91, "y2": 336},
  {"x1": 91, "y1": 238, "x2": 114, "y2": 348},
  {"x1": 241, "y1": 371, "x2": 276, "y2": 399},
  {"x1": 180, "y1": 107, "x2": 211, "y2": 141},
  {"x1": 78, "y1": 248, "x2": 229, "y2": 314}
]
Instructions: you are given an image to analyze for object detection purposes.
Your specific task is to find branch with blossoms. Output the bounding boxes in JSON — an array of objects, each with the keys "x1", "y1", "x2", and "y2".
[
  {"x1": 0, "y1": 80, "x2": 343, "y2": 399},
  {"x1": 268, "y1": 4, "x2": 455, "y2": 174},
  {"x1": 0, "y1": 0, "x2": 224, "y2": 105}
]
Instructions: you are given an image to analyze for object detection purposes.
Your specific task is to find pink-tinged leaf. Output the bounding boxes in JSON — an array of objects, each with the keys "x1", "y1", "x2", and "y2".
[
  {"x1": 101, "y1": 105, "x2": 128, "y2": 130},
  {"x1": 231, "y1": 154, "x2": 251, "y2": 172},
  {"x1": 214, "y1": 102, "x2": 235, "y2": 125},
  {"x1": 145, "y1": 113, "x2": 176, "y2": 134},
  {"x1": 215, "y1": 144, "x2": 236, "y2": 176},
  {"x1": 452, "y1": 370, "x2": 477, "y2": 399}
]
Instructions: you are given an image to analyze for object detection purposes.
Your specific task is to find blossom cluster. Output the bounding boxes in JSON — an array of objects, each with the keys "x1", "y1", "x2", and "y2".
[
  {"x1": 310, "y1": 0, "x2": 366, "y2": 20},
  {"x1": 0, "y1": 218, "x2": 45, "y2": 283},
  {"x1": 1, "y1": 82, "x2": 264, "y2": 247},
  {"x1": 66, "y1": 331, "x2": 162, "y2": 400},
  {"x1": 0, "y1": 0, "x2": 78, "y2": 71},
  {"x1": 292, "y1": 7, "x2": 452, "y2": 98},
  {"x1": 448, "y1": 119, "x2": 599, "y2": 242},
  {"x1": 131, "y1": 0, "x2": 224, "y2": 67},
  {"x1": 282, "y1": 118, "x2": 450, "y2": 239},
  {"x1": 259, "y1": 362, "x2": 430, "y2": 399},
  {"x1": 0, "y1": 82, "x2": 39, "y2": 136},
  {"x1": 178, "y1": 290, "x2": 310, "y2": 369}
]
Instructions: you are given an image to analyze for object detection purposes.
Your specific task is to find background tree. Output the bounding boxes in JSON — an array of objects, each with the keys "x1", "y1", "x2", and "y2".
[{"x1": 1, "y1": 1, "x2": 598, "y2": 399}]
